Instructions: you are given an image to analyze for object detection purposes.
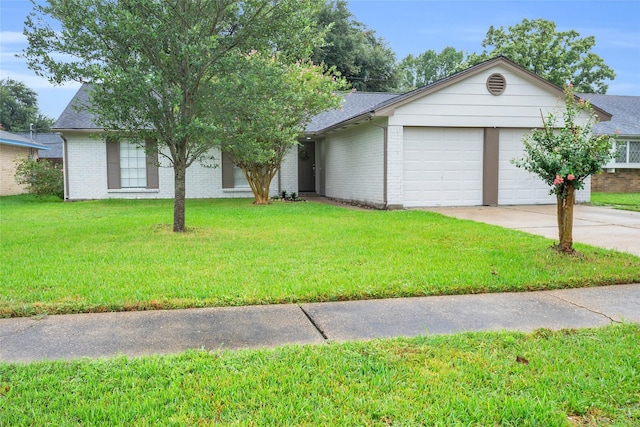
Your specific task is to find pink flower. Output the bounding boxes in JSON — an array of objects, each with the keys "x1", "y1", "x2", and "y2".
[
  {"x1": 553, "y1": 175, "x2": 564, "y2": 185},
  {"x1": 567, "y1": 83, "x2": 573, "y2": 88},
  {"x1": 616, "y1": 129, "x2": 622, "y2": 135},
  {"x1": 567, "y1": 174, "x2": 575, "y2": 181}
]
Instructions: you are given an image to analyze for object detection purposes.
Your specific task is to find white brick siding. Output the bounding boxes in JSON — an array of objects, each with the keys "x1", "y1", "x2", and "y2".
[
  {"x1": 322, "y1": 121, "x2": 385, "y2": 206},
  {"x1": 63, "y1": 132, "x2": 297, "y2": 200}
]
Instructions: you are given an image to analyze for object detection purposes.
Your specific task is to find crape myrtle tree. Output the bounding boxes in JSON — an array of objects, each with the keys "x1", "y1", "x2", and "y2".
[
  {"x1": 466, "y1": 18, "x2": 616, "y2": 93},
  {"x1": 212, "y1": 52, "x2": 347, "y2": 204},
  {"x1": 23, "y1": 0, "x2": 324, "y2": 232},
  {"x1": 514, "y1": 85, "x2": 614, "y2": 254}
]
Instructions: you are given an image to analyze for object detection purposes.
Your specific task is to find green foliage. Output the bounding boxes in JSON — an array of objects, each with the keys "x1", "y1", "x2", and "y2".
[
  {"x1": 1, "y1": 198, "x2": 638, "y2": 317},
  {"x1": 312, "y1": 0, "x2": 398, "y2": 92},
  {"x1": 397, "y1": 47, "x2": 465, "y2": 90},
  {"x1": 0, "y1": 78, "x2": 53, "y2": 132},
  {"x1": 213, "y1": 51, "x2": 347, "y2": 203},
  {"x1": 466, "y1": 18, "x2": 615, "y2": 93},
  {"x1": 514, "y1": 84, "x2": 614, "y2": 199},
  {"x1": 23, "y1": 0, "x2": 324, "y2": 231},
  {"x1": 1, "y1": 324, "x2": 638, "y2": 425},
  {"x1": 14, "y1": 157, "x2": 64, "y2": 199}
]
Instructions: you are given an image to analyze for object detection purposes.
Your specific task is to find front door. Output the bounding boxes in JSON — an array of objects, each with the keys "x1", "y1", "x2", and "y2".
[{"x1": 298, "y1": 140, "x2": 316, "y2": 193}]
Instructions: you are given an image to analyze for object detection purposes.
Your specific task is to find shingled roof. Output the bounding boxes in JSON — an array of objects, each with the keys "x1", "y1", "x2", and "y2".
[
  {"x1": 52, "y1": 83, "x2": 100, "y2": 130},
  {"x1": 54, "y1": 58, "x2": 633, "y2": 138},
  {"x1": 15, "y1": 133, "x2": 64, "y2": 158},
  {"x1": 0, "y1": 130, "x2": 48, "y2": 150},
  {"x1": 579, "y1": 94, "x2": 640, "y2": 137}
]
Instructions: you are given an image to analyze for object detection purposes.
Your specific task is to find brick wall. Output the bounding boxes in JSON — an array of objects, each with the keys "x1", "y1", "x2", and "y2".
[
  {"x1": 322, "y1": 121, "x2": 385, "y2": 207},
  {"x1": 64, "y1": 132, "x2": 297, "y2": 200},
  {"x1": 591, "y1": 168, "x2": 640, "y2": 193},
  {"x1": 0, "y1": 144, "x2": 32, "y2": 196}
]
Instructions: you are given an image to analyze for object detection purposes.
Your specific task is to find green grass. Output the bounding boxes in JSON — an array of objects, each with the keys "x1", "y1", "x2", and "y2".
[
  {"x1": 1, "y1": 195, "x2": 640, "y2": 317},
  {"x1": 591, "y1": 192, "x2": 640, "y2": 212},
  {"x1": 1, "y1": 324, "x2": 638, "y2": 426}
]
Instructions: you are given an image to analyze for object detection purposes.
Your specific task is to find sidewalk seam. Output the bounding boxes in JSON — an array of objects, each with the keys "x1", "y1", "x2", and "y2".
[
  {"x1": 297, "y1": 305, "x2": 328, "y2": 341},
  {"x1": 549, "y1": 295, "x2": 621, "y2": 324}
]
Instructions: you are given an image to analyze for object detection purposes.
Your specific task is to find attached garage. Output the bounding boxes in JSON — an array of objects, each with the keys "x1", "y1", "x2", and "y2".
[
  {"x1": 305, "y1": 57, "x2": 611, "y2": 209},
  {"x1": 403, "y1": 127, "x2": 483, "y2": 207}
]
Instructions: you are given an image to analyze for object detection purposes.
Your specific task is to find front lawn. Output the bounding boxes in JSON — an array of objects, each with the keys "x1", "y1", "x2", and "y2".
[
  {"x1": 1, "y1": 324, "x2": 638, "y2": 426},
  {"x1": 1, "y1": 195, "x2": 639, "y2": 317},
  {"x1": 591, "y1": 192, "x2": 640, "y2": 212}
]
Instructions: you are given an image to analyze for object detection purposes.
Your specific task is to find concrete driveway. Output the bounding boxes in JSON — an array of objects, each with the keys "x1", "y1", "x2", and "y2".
[{"x1": 423, "y1": 204, "x2": 640, "y2": 257}]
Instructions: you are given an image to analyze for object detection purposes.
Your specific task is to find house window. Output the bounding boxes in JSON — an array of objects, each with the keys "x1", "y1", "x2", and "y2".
[
  {"x1": 615, "y1": 141, "x2": 640, "y2": 164},
  {"x1": 119, "y1": 141, "x2": 147, "y2": 188},
  {"x1": 106, "y1": 138, "x2": 158, "y2": 190},
  {"x1": 233, "y1": 165, "x2": 250, "y2": 188}
]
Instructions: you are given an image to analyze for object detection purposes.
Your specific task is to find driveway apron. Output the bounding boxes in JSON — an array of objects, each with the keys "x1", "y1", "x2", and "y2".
[{"x1": 422, "y1": 204, "x2": 640, "y2": 256}]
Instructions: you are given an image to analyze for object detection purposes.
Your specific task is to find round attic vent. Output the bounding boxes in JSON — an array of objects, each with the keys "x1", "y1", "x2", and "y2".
[{"x1": 486, "y1": 73, "x2": 506, "y2": 95}]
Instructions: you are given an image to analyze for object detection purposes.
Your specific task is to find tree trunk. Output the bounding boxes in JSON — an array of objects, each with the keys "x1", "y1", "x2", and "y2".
[
  {"x1": 173, "y1": 162, "x2": 186, "y2": 232},
  {"x1": 246, "y1": 168, "x2": 274, "y2": 205},
  {"x1": 556, "y1": 183, "x2": 575, "y2": 253}
]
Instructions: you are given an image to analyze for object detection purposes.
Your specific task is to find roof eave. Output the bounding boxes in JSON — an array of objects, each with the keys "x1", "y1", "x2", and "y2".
[{"x1": 0, "y1": 139, "x2": 49, "y2": 150}]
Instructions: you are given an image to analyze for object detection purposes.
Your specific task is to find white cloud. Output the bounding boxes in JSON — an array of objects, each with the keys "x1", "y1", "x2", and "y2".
[{"x1": 0, "y1": 31, "x2": 27, "y2": 45}]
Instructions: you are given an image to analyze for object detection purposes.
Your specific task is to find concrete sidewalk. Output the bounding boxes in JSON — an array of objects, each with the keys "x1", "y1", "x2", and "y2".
[{"x1": 1, "y1": 284, "x2": 638, "y2": 363}]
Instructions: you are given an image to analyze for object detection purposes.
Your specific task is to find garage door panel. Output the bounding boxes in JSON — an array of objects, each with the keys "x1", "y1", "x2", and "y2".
[
  {"x1": 403, "y1": 127, "x2": 483, "y2": 207},
  {"x1": 499, "y1": 129, "x2": 556, "y2": 205}
]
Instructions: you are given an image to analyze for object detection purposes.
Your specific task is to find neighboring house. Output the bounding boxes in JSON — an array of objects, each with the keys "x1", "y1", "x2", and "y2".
[
  {"x1": 0, "y1": 130, "x2": 48, "y2": 196},
  {"x1": 54, "y1": 57, "x2": 611, "y2": 207},
  {"x1": 580, "y1": 94, "x2": 640, "y2": 193},
  {"x1": 15, "y1": 133, "x2": 64, "y2": 166}
]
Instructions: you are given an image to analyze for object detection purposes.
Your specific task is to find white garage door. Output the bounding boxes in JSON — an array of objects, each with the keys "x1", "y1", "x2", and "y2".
[
  {"x1": 498, "y1": 129, "x2": 556, "y2": 205},
  {"x1": 403, "y1": 127, "x2": 483, "y2": 207}
]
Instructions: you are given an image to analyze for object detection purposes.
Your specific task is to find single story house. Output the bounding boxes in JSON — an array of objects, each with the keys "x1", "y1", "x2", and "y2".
[
  {"x1": 0, "y1": 130, "x2": 48, "y2": 196},
  {"x1": 580, "y1": 94, "x2": 640, "y2": 193},
  {"x1": 54, "y1": 57, "x2": 613, "y2": 207}
]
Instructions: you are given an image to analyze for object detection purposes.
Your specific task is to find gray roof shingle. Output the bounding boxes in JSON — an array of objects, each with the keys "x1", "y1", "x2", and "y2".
[
  {"x1": 0, "y1": 129, "x2": 48, "y2": 150},
  {"x1": 52, "y1": 83, "x2": 100, "y2": 130},
  {"x1": 579, "y1": 94, "x2": 640, "y2": 136},
  {"x1": 15, "y1": 133, "x2": 64, "y2": 158},
  {"x1": 305, "y1": 92, "x2": 400, "y2": 133}
]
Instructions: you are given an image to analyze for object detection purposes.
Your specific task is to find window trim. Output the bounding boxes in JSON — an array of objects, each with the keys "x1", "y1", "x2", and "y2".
[{"x1": 106, "y1": 138, "x2": 159, "y2": 190}]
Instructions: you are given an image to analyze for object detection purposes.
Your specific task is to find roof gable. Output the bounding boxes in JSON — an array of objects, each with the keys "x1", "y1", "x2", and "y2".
[
  {"x1": 309, "y1": 56, "x2": 611, "y2": 134},
  {"x1": 52, "y1": 83, "x2": 101, "y2": 130}
]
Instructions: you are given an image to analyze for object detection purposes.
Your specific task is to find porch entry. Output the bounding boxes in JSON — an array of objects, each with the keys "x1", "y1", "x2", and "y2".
[{"x1": 298, "y1": 140, "x2": 316, "y2": 192}]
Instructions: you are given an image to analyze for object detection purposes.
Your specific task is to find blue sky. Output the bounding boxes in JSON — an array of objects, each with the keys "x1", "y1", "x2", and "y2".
[{"x1": 1, "y1": 0, "x2": 639, "y2": 121}]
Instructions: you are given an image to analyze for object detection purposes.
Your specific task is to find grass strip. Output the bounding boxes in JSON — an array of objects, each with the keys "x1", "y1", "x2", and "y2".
[
  {"x1": 591, "y1": 192, "x2": 640, "y2": 212},
  {"x1": 1, "y1": 195, "x2": 639, "y2": 317},
  {"x1": 0, "y1": 324, "x2": 638, "y2": 426}
]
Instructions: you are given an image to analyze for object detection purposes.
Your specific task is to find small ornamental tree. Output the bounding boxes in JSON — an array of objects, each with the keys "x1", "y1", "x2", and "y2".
[
  {"x1": 514, "y1": 85, "x2": 614, "y2": 253},
  {"x1": 15, "y1": 157, "x2": 64, "y2": 199},
  {"x1": 213, "y1": 52, "x2": 347, "y2": 204}
]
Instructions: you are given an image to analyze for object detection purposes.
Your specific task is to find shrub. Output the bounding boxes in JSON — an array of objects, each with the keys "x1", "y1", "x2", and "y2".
[{"x1": 15, "y1": 157, "x2": 64, "y2": 199}]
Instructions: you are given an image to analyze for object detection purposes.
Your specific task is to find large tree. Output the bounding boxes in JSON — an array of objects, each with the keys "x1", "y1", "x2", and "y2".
[
  {"x1": 212, "y1": 52, "x2": 346, "y2": 204},
  {"x1": 23, "y1": 0, "x2": 323, "y2": 232},
  {"x1": 514, "y1": 85, "x2": 614, "y2": 253},
  {"x1": 466, "y1": 18, "x2": 615, "y2": 93},
  {"x1": 397, "y1": 47, "x2": 465, "y2": 91},
  {"x1": 312, "y1": 0, "x2": 398, "y2": 92},
  {"x1": 0, "y1": 78, "x2": 54, "y2": 132}
]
